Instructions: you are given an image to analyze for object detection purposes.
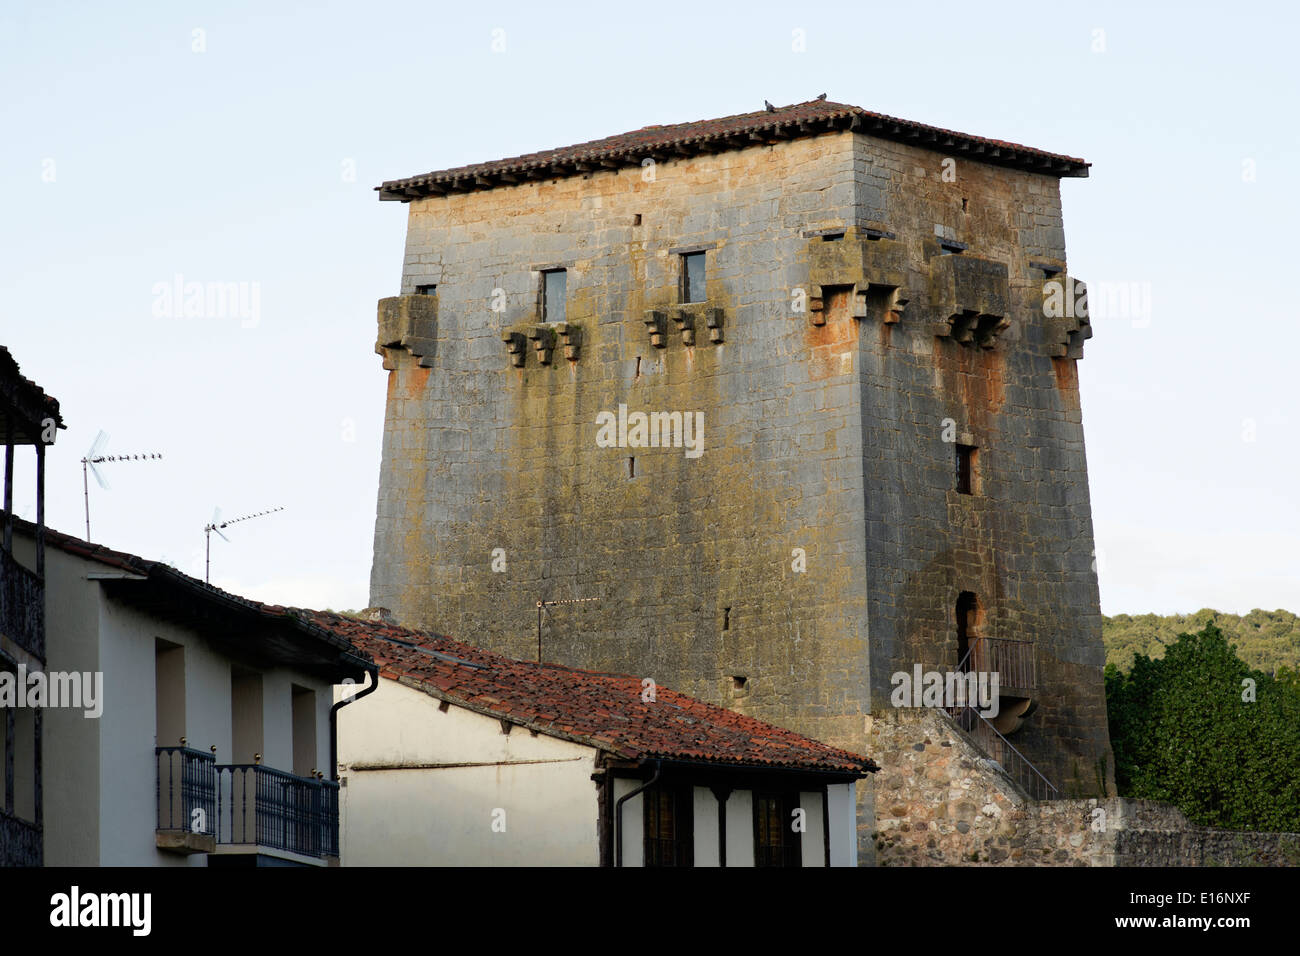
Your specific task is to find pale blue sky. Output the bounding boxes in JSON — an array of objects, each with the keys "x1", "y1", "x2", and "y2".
[{"x1": 2, "y1": 0, "x2": 1296, "y2": 616}]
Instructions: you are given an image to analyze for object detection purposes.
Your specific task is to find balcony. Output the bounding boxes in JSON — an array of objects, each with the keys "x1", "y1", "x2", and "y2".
[
  {"x1": 928, "y1": 253, "x2": 1010, "y2": 348},
  {"x1": 376, "y1": 294, "x2": 437, "y2": 369},
  {"x1": 0, "y1": 548, "x2": 43, "y2": 660},
  {"x1": 216, "y1": 764, "x2": 339, "y2": 863},
  {"x1": 956, "y1": 637, "x2": 1037, "y2": 735},
  {"x1": 156, "y1": 747, "x2": 339, "y2": 863},
  {"x1": 0, "y1": 809, "x2": 42, "y2": 866},
  {"x1": 156, "y1": 746, "x2": 217, "y2": 853}
]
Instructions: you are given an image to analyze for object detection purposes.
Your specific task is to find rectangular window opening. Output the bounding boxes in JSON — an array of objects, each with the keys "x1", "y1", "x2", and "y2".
[
  {"x1": 291, "y1": 684, "x2": 317, "y2": 778},
  {"x1": 644, "y1": 784, "x2": 694, "y2": 867},
  {"x1": 681, "y1": 251, "x2": 706, "y2": 303},
  {"x1": 542, "y1": 269, "x2": 567, "y2": 323},
  {"x1": 415, "y1": 283, "x2": 437, "y2": 296},
  {"x1": 956, "y1": 444, "x2": 977, "y2": 495},
  {"x1": 754, "y1": 792, "x2": 802, "y2": 867}
]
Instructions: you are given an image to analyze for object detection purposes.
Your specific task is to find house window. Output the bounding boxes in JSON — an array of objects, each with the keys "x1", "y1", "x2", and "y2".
[
  {"x1": 155, "y1": 639, "x2": 186, "y2": 746},
  {"x1": 231, "y1": 668, "x2": 264, "y2": 764},
  {"x1": 542, "y1": 269, "x2": 566, "y2": 323},
  {"x1": 956, "y1": 444, "x2": 977, "y2": 495},
  {"x1": 754, "y1": 791, "x2": 802, "y2": 867},
  {"x1": 415, "y1": 284, "x2": 437, "y2": 296},
  {"x1": 681, "y1": 251, "x2": 706, "y2": 303},
  {"x1": 292, "y1": 685, "x2": 317, "y2": 778},
  {"x1": 644, "y1": 784, "x2": 693, "y2": 867}
]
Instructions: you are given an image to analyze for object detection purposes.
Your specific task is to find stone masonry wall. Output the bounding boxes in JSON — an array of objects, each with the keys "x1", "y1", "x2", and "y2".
[
  {"x1": 844, "y1": 135, "x2": 1113, "y2": 797},
  {"x1": 371, "y1": 125, "x2": 1115, "y2": 862},
  {"x1": 373, "y1": 132, "x2": 873, "y2": 760},
  {"x1": 868, "y1": 709, "x2": 1300, "y2": 866}
]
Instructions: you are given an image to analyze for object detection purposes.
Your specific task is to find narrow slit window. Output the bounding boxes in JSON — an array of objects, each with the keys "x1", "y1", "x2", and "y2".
[
  {"x1": 956, "y1": 444, "x2": 977, "y2": 495},
  {"x1": 542, "y1": 269, "x2": 567, "y2": 323},
  {"x1": 415, "y1": 283, "x2": 437, "y2": 296},
  {"x1": 681, "y1": 251, "x2": 706, "y2": 303}
]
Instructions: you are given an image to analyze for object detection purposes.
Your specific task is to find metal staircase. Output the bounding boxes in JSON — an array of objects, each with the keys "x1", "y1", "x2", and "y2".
[{"x1": 944, "y1": 639, "x2": 1061, "y2": 801}]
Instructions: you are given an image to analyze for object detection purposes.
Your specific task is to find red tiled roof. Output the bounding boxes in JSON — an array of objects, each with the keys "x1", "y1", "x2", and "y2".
[
  {"x1": 12, "y1": 518, "x2": 370, "y2": 666},
  {"x1": 307, "y1": 609, "x2": 878, "y2": 775},
  {"x1": 377, "y1": 98, "x2": 1089, "y2": 201}
]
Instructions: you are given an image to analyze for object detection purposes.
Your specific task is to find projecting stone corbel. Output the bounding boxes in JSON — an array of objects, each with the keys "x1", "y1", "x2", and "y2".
[
  {"x1": 553, "y1": 322, "x2": 582, "y2": 361},
  {"x1": 528, "y1": 325, "x2": 556, "y2": 365},
  {"x1": 946, "y1": 311, "x2": 1011, "y2": 349},
  {"x1": 1040, "y1": 275, "x2": 1091, "y2": 359},
  {"x1": 806, "y1": 230, "x2": 909, "y2": 328},
  {"x1": 376, "y1": 295, "x2": 438, "y2": 369},
  {"x1": 704, "y1": 308, "x2": 724, "y2": 344},
  {"x1": 643, "y1": 310, "x2": 668, "y2": 349},
  {"x1": 502, "y1": 330, "x2": 527, "y2": 368},
  {"x1": 929, "y1": 254, "x2": 1011, "y2": 349},
  {"x1": 672, "y1": 310, "x2": 695, "y2": 346}
]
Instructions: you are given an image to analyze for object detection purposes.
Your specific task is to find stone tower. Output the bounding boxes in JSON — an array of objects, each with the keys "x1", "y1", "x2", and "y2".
[{"x1": 369, "y1": 99, "x2": 1114, "y2": 856}]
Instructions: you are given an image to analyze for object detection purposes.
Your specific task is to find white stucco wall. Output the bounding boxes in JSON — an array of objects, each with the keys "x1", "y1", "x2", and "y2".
[
  {"x1": 725, "y1": 790, "x2": 755, "y2": 867},
  {"x1": 827, "y1": 782, "x2": 857, "y2": 866},
  {"x1": 337, "y1": 677, "x2": 600, "y2": 866},
  {"x1": 12, "y1": 540, "x2": 102, "y2": 865},
  {"x1": 800, "y1": 790, "x2": 826, "y2": 866},
  {"x1": 23, "y1": 535, "x2": 337, "y2": 866},
  {"x1": 693, "y1": 786, "x2": 719, "y2": 867}
]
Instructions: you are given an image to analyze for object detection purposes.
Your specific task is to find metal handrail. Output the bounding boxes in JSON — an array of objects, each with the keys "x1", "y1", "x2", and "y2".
[
  {"x1": 0, "y1": 549, "x2": 44, "y2": 659},
  {"x1": 955, "y1": 636, "x2": 1036, "y2": 690},
  {"x1": 216, "y1": 763, "x2": 339, "y2": 859},
  {"x1": 156, "y1": 746, "x2": 217, "y2": 834},
  {"x1": 948, "y1": 704, "x2": 1060, "y2": 800}
]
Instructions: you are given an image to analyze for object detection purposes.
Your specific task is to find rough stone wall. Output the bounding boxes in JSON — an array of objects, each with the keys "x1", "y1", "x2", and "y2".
[
  {"x1": 373, "y1": 132, "x2": 873, "y2": 759},
  {"x1": 370, "y1": 126, "x2": 1115, "y2": 861},
  {"x1": 843, "y1": 134, "x2": 1113, "y2": 797},
  {"x1": 869, "y1": 709, "x2": 1300, "y2": 866}
]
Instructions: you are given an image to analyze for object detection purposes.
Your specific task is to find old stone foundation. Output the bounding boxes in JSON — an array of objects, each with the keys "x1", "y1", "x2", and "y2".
[{"x1": 866, "y1": 709, "x2": 1300, "y2": 866}]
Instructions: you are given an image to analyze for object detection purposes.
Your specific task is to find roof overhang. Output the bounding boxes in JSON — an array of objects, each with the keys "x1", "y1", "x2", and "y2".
[{"x1": 377, "y1": 101, "x2": 1090, "y2": 203}]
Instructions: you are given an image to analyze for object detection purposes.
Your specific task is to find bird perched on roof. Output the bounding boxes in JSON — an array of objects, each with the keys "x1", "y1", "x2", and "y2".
[
  {"x1": 764, "y1": 100, "x2": 775, "y2": 112},
  {"x1": 816, "y1": 93, "x2": 827, "y2": 100}
]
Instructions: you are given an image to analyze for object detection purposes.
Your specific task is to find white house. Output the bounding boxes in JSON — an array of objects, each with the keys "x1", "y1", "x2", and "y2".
[
  {"x1": 328, "y1": 610, "x2": 878, "y2": 866},
  {"x1": 9, "y1": 520, "x2": 373, "y2": 866}
]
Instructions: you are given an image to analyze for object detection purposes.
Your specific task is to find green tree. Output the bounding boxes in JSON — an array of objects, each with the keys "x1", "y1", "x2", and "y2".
[{"x1": 1105, "y1": 623, "x2": 1300, "y2": 831}]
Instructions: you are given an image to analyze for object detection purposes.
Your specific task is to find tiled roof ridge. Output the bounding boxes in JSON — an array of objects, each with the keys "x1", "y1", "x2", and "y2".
[
  {"x1": 316, "y1": 609, "x2": 878, "y2": 774},
  {"x1": 377, "y1": 97, "x2": 1089, "y2": 200},
  {"x1": 9, "y1": 517, "x2": 368, "y2": 661}
]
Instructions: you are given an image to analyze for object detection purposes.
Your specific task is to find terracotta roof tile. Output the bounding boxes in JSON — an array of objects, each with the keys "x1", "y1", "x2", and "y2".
[
  {"x1": 306, "y1": 609, "x2": 878, "y2": 775},
  {"x1": 378, "y1": 98, "x2": 1088, "y2": 201}
]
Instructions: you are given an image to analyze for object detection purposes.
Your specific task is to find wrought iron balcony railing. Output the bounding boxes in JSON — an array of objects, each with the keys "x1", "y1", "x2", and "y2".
[
  {"x1": 217, "y1": 764, "x2": 339, "y2": 860},
  {"x1": 157, "y1": 748, "x2": 338, "y2": 860},
  {"x1": 0, "y1": 548, "x2": 43, "y2": 660},
  {"x1": 156, "y1": 746, "x2": 217, "y2": 841},
  {"x1": 956, "y1": 636, "x2": 1036, "y2": 692}
]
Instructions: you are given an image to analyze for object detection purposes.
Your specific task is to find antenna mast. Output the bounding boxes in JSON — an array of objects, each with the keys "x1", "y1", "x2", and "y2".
[
  {"x1": 204, "y1": 507, "x2": 284, "y2": 583},
  {"x1": 80, "y1": 430, "x2": 163, "y2": 540},
  {"x1": 535, "y1": 596, "x2": 600, "y2": 663}
]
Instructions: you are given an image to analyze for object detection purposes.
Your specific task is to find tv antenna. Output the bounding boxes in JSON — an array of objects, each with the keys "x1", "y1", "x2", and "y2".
[
  {"x1": 535, "y1": 596, "x2": 600, "y2": 663},
  {"x1": 80, "y1": 430, "x2": 163, "y2": 540},
  {"x1": 204, "y1": 506, "x2": 284, "y2": 583}
]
